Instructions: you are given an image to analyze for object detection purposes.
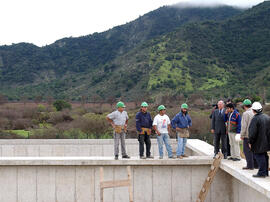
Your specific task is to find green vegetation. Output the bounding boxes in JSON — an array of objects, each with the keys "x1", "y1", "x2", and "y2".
[
  {"x1": 53, "y1": 100, "x2": 72, "y2": 111},
  {"x1": 0, "y1": 5, "x2": 243, "y2": 101},
  {"x1": 0, "y1": 2, "x2": 270, "y2": 101}
]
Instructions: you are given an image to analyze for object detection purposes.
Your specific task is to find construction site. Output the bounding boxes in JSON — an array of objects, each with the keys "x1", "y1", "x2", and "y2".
[{"x1": 0, "y1": 139, "x2": 269, "y2": 202}]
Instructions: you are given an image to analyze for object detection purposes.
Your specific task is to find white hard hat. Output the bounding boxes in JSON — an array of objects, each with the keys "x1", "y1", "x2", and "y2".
[{"x1": 251, "y1": 102, "x2": 262, "y2": 110}]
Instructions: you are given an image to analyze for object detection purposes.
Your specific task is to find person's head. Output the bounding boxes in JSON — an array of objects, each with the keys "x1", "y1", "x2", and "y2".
[
  {"x1": 251, "y1": 102, "x2": 263, "y2": 114},
  {"x1": 242, "y1": 99, "x2": 252, "y2": 110},
  {"x1": 217, "y1": 100, "x2": 225, "y2": 110},
  {"x1": 226, "y1": 98, "x2": 232, "y2": 104},
  {"x1": 181, "y1": 103, "x2": 188, "y2": 114},
  {"x1": 226, "y1": 103, "x2": 235, "y2": 113},
  {"x1": 140, "y1": 102, "x2": 148, "y2": 113},
  {"x1": 116, "y1": 101, "x2": 125, "y2": 112},
  {"x1": 158, "y1": 105, "x2": 166, "y2": 115}
]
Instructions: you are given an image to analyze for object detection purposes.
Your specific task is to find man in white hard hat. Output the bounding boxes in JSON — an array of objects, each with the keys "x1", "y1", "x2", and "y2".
[{"x1": 248, "y1": 102, "x2": 270, "y2": 178}]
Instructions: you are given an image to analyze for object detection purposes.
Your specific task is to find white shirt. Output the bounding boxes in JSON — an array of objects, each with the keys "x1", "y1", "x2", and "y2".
[{"x1": 153, "y1": 114, "x2": 171, "y2": 134}]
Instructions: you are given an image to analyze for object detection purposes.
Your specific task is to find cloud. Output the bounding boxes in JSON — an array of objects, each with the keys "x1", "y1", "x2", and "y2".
[{"x1": 172, "y1": 0, "x2": 264, "y2": 8}]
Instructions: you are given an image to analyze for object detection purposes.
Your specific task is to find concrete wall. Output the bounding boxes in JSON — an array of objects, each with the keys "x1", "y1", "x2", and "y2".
[
  {"x1": 0, "y1": 159, "x2": 228, "y2": 202},
  {"x1": 0, "y1": 139, "x2": 269, "y2": 202},
  {"x1": 0, "y1": 139, "x2": 196, "y2": 157}
]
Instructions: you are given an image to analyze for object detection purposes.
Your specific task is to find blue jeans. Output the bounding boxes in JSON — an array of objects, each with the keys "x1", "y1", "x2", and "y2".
[
  {"x1": 176, "y1": 136, "x2": 187, "y2": 156},
  {"x1": 157, "y1": 133, "x2": 173, "y2": 157}
]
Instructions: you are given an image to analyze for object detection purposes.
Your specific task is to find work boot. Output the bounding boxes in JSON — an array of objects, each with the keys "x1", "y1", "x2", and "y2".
[
  {"x1": 115, "y1": 155, "x2": 118, "y2": 160},
  {"x1": 122, "y1": 155, "x2": 130, "y2": 159},
  {"x1": 140, "y1": 156, "x2": 146, "y2": 159},
  {"x1": 252, "y1": 174, "x2": 266, "y2": 178},
  {"x1": 181, "y1": 154, "x2": 188, "y2": 158},
  {"x1": 169, "y1": 156, "x2": 176, "y2": 159},
  {"x1": 232, "y1": 158, "x2": 241, "y2": 161},
  {"x1": 146, "y1": 156, "x2": 154, "y2": 159},
  {"x1": 177, "y1": 156, "x2": 183, "y2": 159},
  {"x1": 242, "y1": 167, "x2": 254, "y2": 170}
]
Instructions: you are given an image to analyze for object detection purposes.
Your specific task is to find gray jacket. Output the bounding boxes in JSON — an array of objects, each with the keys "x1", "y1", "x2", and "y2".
[
  {"x1": 241, "y1": 108, "x2": 254, "y2": 138},
  {"x1": 211, "y1": 108, "x2": 226, "y2": 134}
]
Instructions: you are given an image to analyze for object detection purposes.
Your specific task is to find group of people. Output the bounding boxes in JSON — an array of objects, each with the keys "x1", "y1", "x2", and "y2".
[
  {"x1": 106, "y1": 99, "x2": 270, "y2": 178},
  {"x1": 106, "y1": 101, "x2": 192, "y2": 160},
  {"x1": 211, "y1": 99, "x2": 270, "y2": 178}
]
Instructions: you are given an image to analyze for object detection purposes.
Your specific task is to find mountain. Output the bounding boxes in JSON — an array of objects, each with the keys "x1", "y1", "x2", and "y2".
[{"x1": 0, "y1": 4, "x2": 249, "y2": 101}]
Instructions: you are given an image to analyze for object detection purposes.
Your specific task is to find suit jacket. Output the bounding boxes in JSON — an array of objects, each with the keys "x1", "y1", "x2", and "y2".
[{"x1": 211, "y1": 108, "x2": 226, "y2": 134}]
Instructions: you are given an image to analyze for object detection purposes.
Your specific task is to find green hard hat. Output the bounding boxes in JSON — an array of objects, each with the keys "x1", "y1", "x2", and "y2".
[
  {"x1": 158, "y1": 105, "x2": 166, "y2": 111},
  {"x1": 181, "y1": 103, "x2": 188, "y2": 109},
  {"x1": 116, "y1": 101, "x2": 125, "y2": 108},
  {"x1": 243, "y1": 99, "x2": 252, "y2": 106},
  {"x1": 141, "y1": 102, "x2": 148, "y2": 107}
]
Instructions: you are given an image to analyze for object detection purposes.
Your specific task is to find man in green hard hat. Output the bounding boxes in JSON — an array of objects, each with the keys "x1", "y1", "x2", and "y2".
[
  {"x1": 241, "y1": 99, "x2": 255, "y2": 169},
  {"x1": 153, "y1": 105, "x2": 174, "y2": 159},
  {"x1": 106, "y1": 101, "x2": 130, "y2": 160},
  {"x1": 136, "y1": 102, "x2": 153, "y2": 159},
  {"x1": 172, "y1": 103, "x2": 192, "y2": 159}
]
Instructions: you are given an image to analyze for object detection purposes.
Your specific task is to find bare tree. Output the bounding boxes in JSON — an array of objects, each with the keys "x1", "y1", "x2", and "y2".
[
  {"x1": 34, "y1": 96, "x2": 43, "y2": 105},
  {"x1": 46, "y1": 96, "x2": 54, "y2": 106},
  {"x1": 81, "y1": 95, "x2": 87, "y2": 108},
  {"x1": 0, "y1": 94, "x2": 8, "y2": 105}
]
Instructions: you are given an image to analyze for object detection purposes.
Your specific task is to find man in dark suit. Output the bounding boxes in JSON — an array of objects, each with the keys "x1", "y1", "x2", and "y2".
[{"x1": 211, "y1": 100, "x2": 227, "y2": 158}]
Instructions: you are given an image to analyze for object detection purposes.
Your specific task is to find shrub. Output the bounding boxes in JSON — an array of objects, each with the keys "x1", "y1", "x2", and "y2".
[
  {"x1": 53, "y1": 100, "x2": 72, "y2": 111},
  {"x1": 48, "y1": 111, "x2": 73, "y2": 125},
  {"x1": 12, "y1": 118, "x2": 33, "y2": 130}
]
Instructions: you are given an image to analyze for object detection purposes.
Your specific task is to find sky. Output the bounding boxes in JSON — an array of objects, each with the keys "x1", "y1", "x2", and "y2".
[{"x1": 0, "y1": 0, "x2": 265, "y2": 47}]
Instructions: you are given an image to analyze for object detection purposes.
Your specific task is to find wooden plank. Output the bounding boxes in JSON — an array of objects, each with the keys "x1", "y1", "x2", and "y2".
[
  {"x1": 197, "y1": 152, "x2": 223, "y2": 202},
  {"x1": 127, "y1": 166, "x2": 133, "y2": 202},
  {"x1": 100, "y1": 166, "x2": 133, "y2": 202},
  {"x1": 101, "y1": 179, "x2": 131, "y2": 189},
  {"x1": 100, "y1": 167, "x2": 104, "y2": 202}
]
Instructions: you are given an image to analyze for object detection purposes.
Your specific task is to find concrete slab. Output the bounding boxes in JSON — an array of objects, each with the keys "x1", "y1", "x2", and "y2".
[{"x1": 0, "y1": 156, "x2": 213, "y2": 166}]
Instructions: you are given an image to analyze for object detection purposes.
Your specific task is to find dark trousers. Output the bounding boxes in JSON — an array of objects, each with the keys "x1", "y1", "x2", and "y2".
[
  {"x1": 214, "y1": 132, "x2": 227, "y2": 155},
  {"x1": 138, "y1": 133, "x2": 151, "y2": 157},
  {"x1": 254, "y1": 152, "x2": 269, "y2": 176},
  {"x1": 243, "y1": 138, "x2": 255, "y2": 169},
  {"x1": 226, "y1": 134, "x2": 231, "y2": 156}
]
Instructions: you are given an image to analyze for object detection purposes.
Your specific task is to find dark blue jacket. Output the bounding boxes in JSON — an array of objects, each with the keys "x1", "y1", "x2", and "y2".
[
  {"x1": 171, "y1": 112, "x2": 192, "y2": 129},
  {"x1": 135, "y1": 111, "x2": 153, "y2": 132}
]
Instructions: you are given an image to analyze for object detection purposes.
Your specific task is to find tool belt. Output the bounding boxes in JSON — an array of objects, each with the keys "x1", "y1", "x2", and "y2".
[
  {"x1": 177, "y1": 128, "x2": 189, "y2": 138},
  {"x1": 139, "y1": 127, "x2": 151, "y2": 135},
  {"x1": 114, "y1": 125, "x2": 125, "y2": 134}
]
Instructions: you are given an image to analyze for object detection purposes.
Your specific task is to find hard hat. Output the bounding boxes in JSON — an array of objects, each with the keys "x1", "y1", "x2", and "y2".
[
  {"x1": 251, "y1": 102, "x2": 262, "y2": 111},
  {"x1": 141, "y1": 102, "x2": 148, "y2": 107},
  {"x1": 181, "y1": 103, "x2": 188, "y2": 109},
  {"x1": 243, "y1": 99, "x2": 252, "y2": 106},
  {"x1": 116, "y1": 101, "x2": 125, "y2": 108},
  {"x1": 158, "y1": 105, "x2": 166, "y2": 111}
]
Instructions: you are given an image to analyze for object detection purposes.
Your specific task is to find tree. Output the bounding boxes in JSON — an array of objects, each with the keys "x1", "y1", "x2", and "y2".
[
  {"x1": 34, "y1": 96, "x2": 43, "y2": 105},
  {"x1": 0, "y1": 94, "x2": 8, "y2": 105},
  {"x1": 53, "y1": 100, "x2": 72, "y2": 111}
]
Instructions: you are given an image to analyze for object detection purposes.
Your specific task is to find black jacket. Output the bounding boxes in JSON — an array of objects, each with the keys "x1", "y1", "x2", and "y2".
[
  {"x1": 211, "y1": 109, "x2": 226, "y2": 134},
  {"x1": 248, "y1": 112, "x2": 270, "y2": 153}
]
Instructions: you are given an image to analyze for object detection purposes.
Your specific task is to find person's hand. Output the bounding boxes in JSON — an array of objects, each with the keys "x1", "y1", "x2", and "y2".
[
  {"x1": 248, "y1": 144, "x2": 251, "y2": 149},
  {"x1": 124, "y1": 124, "x2": 127, "y2": 132},
  {"x1": 156, "y1": 131, "x2": 161, "y2": 136},
  {"x1": 111, "y1": 123, "x2": 115, "y2": 129},
  {"x1": 240, "y1": 137, "x2": 244, "y2": 140},
  {"x1": 211, "y1": 129, "x2": 215, "y2": 134}
]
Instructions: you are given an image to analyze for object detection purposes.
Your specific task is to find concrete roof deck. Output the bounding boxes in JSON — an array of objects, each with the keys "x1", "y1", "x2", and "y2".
[
  {"x1": 187, "y1": 139, "x2": 270, "y2": 199},
  {"x1": 0, "y1": 156, "x2": 213, "y2": 166}
]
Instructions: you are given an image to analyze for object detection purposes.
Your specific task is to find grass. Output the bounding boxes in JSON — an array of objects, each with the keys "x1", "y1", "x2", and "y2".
[{"x1": 5, "y1": 130, "x2": 31, "y2": 138}]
